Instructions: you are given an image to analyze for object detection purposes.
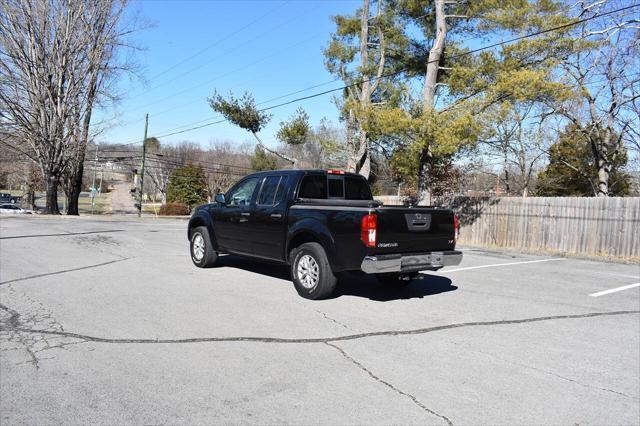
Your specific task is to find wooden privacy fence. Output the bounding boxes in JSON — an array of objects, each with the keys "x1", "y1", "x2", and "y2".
[{"x1": 446, "y1": 197, "x2": 640, "y2": 258}]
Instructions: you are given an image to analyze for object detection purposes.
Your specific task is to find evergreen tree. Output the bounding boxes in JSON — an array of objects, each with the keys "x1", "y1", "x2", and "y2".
[
  {"x1": 250, "y1": 146, "x2": 278, "y2": 172},
  {"x1": 167, "y1": 164, "x2": 208, "y2": 208},
  {"x1": 325, "y1": 0, "x2": 575, "y2": 199},
  {"x1": 537, "y1": 125, "x2": 631, "y2": 196}
]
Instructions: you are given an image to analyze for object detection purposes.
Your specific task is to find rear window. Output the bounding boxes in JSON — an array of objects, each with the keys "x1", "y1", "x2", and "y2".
[
  {"x1": 345, "y1": 176, "x2": 372, "y2": 200},
  {"x1": 328, "y1": 176, "x2": 344, "y2": 198},
  {"x1": 298, "y1": 174, "x2": 372, "y2": 200}
]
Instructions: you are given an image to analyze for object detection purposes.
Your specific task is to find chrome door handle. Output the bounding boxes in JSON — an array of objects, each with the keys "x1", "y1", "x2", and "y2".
[{"x1": 270, "y1": 213, "x2": 282, "y2": 219}]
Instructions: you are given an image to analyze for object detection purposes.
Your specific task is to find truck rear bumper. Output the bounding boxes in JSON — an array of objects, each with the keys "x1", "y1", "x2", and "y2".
[{"x1": 360, "y1": 250, "x2": 463, "y2": 274}]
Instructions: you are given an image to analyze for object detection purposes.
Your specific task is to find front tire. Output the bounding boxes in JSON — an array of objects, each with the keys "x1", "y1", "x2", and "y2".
[
  {"x1": 291, "y1": 242, "x2": 337, "y2": 300},
  {"x1": 190, "y1": 226, "x2": 218, "y2": 268}
]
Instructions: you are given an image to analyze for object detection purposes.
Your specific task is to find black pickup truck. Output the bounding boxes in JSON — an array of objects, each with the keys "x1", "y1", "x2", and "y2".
[
  {"x1": 0, "y1": 192, "x2": 20, "y2": 204},
  {"x1": 188, "y1": 169, "x2": 461, "y2": 299}
]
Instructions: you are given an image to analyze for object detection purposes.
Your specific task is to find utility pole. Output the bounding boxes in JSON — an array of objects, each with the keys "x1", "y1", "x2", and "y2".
[
  {"x1": 91, "y1": 145, "x2": 98, "y2": 215},
  {"x1": 138, "y1": 114, "x2": 149, "y2": 217}
]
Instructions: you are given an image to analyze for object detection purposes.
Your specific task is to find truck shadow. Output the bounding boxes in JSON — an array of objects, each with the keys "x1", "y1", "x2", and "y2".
[
  {"x1": 331, "y1": 273, "x2": 457, "y2": 301},
  {"x1": 215, "y1": 255, "x2": 457, "y2": 301}
]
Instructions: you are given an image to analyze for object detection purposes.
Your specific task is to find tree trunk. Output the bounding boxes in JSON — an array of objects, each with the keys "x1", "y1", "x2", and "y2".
[
  {"x1": 422, "y1": 0, "x2": 446, "y2": 109},
  {"x1": 26, "y1": 165, "x2": 38, "y2": 211},
  {"x1": 504, "y1": 169, "x2": 510, "y2": 194},
  {"x1": 417, "y1": 0, "x2": 447, "y2": 199},
  {"x1": 66, "y1": 162, "x2": 84, "y2": 215},
  {"x1": 417, "y1": 147, "x2": 431, "y2": 205},
  {"x1": 354, "y1": 0, "x2": 371, "y2": 180},
  {"x1": 44, "y1": 172, "x2": 60, "y2": 214},
  {"x1": 251, "y1": 132, "x2": 296, "y2": 165},
  {"x1": 356, "y1": 131, "x2": 371, "y2": 179},
  {"x1": 596, "y1": 159, "x2": 609, "y2": 197},
  {"x1": 28, "y1": 189, "x2": 36, "y2": 210},
  {"x1": 346, "y1": 109, "x2": 357, "y2": 173}
]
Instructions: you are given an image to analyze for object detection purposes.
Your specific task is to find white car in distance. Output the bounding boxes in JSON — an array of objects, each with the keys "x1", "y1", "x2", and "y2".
[{"x1": 0, "y1": 204, "x2": 33, "y2": 214}]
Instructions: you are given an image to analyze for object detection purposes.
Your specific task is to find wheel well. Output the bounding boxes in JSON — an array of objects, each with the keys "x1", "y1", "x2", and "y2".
[
  {"x1": 188, "y1": 218, "x2": 206, "y2": 239},
  {"x1": 287, "y1": 232, "x2": 321, "y2": 262}
]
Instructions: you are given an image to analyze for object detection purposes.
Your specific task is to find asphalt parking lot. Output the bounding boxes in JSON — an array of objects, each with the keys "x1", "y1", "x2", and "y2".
[{"x1": 1, "y1": 216, "x2": 638, "y2": 425}]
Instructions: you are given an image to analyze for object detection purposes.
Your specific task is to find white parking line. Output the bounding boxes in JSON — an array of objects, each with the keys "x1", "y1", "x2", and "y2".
[
  {"x1": 589, "y1": 283, "x2": 640, "y2": 297},
  {"x1": 441, "y1": 258, "x2": 567, "y2": 273}
]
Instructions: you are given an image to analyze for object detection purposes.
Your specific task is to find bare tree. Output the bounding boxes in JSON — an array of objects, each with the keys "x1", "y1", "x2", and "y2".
[
  {"x1": 279, "y1": 118, "x2": 347, "y2": 169},
  {"x1": 0, "y1": 0, "x2": 134, "y2": 213},
  {"x1": 143, "y1": 140, "x2": 175, "y2": 204},
  {"x1": 548, "y1": 0, "x2": 639, "y2": 196},
  {"x1": 203, "y1": 140, "x2": 248, "y2": 198},
  {"x1": 481, "y1": 103, "x2": 549, "y2": 197}
]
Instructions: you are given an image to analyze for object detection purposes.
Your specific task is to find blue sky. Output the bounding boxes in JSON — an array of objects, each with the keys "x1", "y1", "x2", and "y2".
[{"x1": 97, "y1": 0, "x2": 362, "y2": 149}]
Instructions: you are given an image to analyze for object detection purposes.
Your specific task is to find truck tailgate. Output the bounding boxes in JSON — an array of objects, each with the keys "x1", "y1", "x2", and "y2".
[{"x1": 374, "y1": 206, "x2": 455, "y2": 254}]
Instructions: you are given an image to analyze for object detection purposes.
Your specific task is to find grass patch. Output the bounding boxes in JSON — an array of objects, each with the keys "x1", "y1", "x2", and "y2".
[
  {"x1": 0, "y1": 189, "x2": 25, "y2": 197},
  {"x1": 142, "y1": 203, "x2": 162, "y2": 215}
]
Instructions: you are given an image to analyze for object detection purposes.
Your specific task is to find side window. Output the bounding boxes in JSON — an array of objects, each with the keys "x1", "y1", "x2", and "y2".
[
  {"x1": 258, "y1": 176, "x2": 281, "y2": 205},
  {"x1": 298, "y1": 175, "x2": 327, "y2": 199},
  {"x1": 226, "y1": 177, "x2": 259, "y2": 206},
  {"x1": 274, "y1": 176, "x2": 289, "y2": 204},
  {"x1": 328, "y1": 176, "x2": 344, "y2": 198}
]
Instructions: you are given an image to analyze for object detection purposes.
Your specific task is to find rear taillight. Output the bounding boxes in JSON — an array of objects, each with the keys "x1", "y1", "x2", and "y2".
[
  {"x1": 454, "y1": 213, "x2": 459, "y2": 244},
  {"x1": 360, "y1": 213, "x2": 377, "y2": 248}
]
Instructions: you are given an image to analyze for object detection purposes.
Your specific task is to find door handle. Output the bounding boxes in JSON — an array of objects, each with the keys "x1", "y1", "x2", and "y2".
[
  {"x1": 270, "y1": 213, "x2": 282, "y2": 219},
  {"x1": 240, "y1": 212, "x2": 251, "y2": 216}
]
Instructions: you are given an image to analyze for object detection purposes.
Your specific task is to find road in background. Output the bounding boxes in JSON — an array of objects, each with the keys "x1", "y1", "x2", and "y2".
[
  {"x1": 1, "y1": 216, "x2": 638, "y2": 425},
  {"x1": 109, "y1": 176, "x2": 138, "y2": 215}
]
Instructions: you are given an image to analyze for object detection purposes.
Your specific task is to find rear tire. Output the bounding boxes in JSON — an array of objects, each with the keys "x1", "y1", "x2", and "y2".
[
  {"x1": 190, "y1": 226, "x2": 218, "y2": 268},
  {"x1": 376, "y1": 273, "x2": 418, "y2": 288},
  {"x1": 291, "y1": 242, "x2": 337, "y2": 300}
]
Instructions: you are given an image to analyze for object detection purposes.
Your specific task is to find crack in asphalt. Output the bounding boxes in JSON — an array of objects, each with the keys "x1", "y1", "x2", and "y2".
[
  {"x1": 315, "y1": 310, "x2": 350, "y2": 330},
  {"x1": 0, "y1": 229, "x2": 125, "y2": 240},
  {"x1": 454, "y1": 342, "x2": 639, "y2": 400},
  {"x1": 2, "y1": 310, "x2": 637, "y2": 344},
  {"x1": 0, "y1": 303, "x2": 20, "y2": 327},
  {"x1": 0, "y1": 258, "x2": 132, "y2": 286},
  {"x1": 325, "y1": 342, "x2": 453, "y2": 425},
  {"x1": 0, "y1": 296, "x2": 75, "y2": 369}
]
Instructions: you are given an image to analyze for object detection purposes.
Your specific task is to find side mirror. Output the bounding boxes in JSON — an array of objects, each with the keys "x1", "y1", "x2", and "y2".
[{"x1": 214, "y1": 193, "x2": 226, "y2": 205}]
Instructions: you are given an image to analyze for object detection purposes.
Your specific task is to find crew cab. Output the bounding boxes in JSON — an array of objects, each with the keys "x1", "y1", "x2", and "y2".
[
  {"x1": 188, "y1": 169, "x2": 462, "y2": 299},
  {"x1": 0, "y1": 192, "x2": 20, "y2": 204}
]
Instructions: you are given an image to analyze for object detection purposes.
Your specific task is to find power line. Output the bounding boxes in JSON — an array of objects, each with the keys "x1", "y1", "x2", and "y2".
[
  {"x1": 115, "y1": 76, "x2": 344, "y2": 145},
  {"x1": 144, "y1": 155, "x2": 253, "y2": 173},
  {"x1": 113, "y1": 4, "x2": 640, "y2": 146},
  {"x1": 94, "y1": 150, "x2": 253, "y2": 174},
  {"x1": 100, "y1": 149, "x2": 254, "y2": 170},
  {"x1": 119, "y1": 30, "x2": 323, "y2": 117},
  {"x1": 127, "y1": 2, "x2": 318, "y2": 103},
  {"x1": 120, "y1": 73, "x2": 341, "y2": 129},
  {"x1": 142, "y1": 1, "x2": 290, "y2": 85}
]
